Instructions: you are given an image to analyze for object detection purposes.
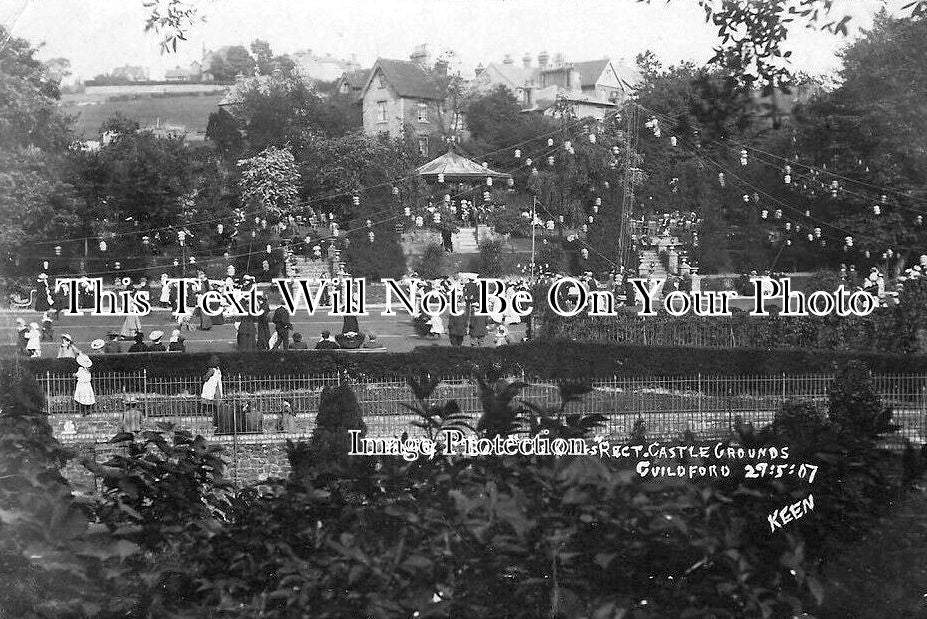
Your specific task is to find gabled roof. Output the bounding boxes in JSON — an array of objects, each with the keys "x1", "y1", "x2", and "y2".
[
  {"x1": 363, "y1": 58, "x2": 443, "y2": 100},
  {"x1": 571, "y1": 59, "x2": 611, "y2": 88},
  {"x1": 613, "y1": 64, "x2": 643, "y2": 90},
  {"x1": 415, "y1": 150, "x2": 510, "y2": 179},
  {"x1": 485, "y1": 63, "x2": 538, "y2": 89},
  {"x1": 340, "y1": 69, "x2": 372, "y2": 90}
]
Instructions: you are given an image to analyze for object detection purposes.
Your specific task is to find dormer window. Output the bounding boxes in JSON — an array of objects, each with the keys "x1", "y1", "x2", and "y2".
[
  {"x1": 378, "y1": 73, "x2": 386, "y2": 88},
  {"x1": 417, "y1": 103, "x2": 429, "y2": 123}
]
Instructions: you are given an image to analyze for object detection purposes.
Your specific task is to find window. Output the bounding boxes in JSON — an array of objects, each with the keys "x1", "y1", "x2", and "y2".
[
  {"x1": 418, "y1": 137, "x2": 428, "y2": 156},
  {"x1": 376, "y1": 101, "x2": 387, "y2": 123},
  {"x1": 417, "y1": 103, "x2": 429, "y2": 123},
  {"x1": 378, "y1": 74, "x2": 386, "y2": 88}
]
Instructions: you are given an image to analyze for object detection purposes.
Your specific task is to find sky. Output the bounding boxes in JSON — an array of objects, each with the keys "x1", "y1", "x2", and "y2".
[{"x1": 1, "y1": 0, "x2": 903, "y2": 82}]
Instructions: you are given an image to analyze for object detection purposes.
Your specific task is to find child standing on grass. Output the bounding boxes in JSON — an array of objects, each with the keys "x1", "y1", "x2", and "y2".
[{"x1": 494, "y1": 324, "x2": 510, "y2": 348}]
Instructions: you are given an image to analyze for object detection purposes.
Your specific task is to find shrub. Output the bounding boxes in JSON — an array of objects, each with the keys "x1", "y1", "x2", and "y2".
[
  {"x1": 475, "y1": 239, "x2": 505, "y2": 277},
  {"x1": 343, "y1": 221, "x2": 407, "y2": 279},
  {"x1": 292, "y1": 384, "x2": 367, "y2": 482},
  {"x1": 827, "y1": 361, "x2": 896, "y2": 442},
  {"x1": 534, "y1": 241, "x2": 564, "y2": 273},
  {"x1": 416, "y1": 243, "x2": 447, "y2": 279}
]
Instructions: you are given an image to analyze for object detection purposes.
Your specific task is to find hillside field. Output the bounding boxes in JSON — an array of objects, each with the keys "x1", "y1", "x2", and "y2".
[{"x1": 59, "y1": 91, "x2": 224, "y2": 140}]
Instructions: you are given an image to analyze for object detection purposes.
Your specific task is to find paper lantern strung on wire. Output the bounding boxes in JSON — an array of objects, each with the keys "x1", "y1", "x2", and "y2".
[
  {"x1": 415, "y1": 216, "x2": 424, "y2": 227},
  {"x1": 514, "y1": 148, "x2": 521, "y2": 158},
  {"x1": 483, "y1": 191, "x2": 491, "y2": 202},
  {"x1": 795, "y1": 224, "x2": 802, "y2": 232},
  {"x1": 251, "y1": 230, "x2": 257, "y2": 238},
  {"x1": 882, "y1": 194, "x2": 888, "y2": 203},
  {"x1": 814, "y1": 227, "x2": 822, "y2": 238},
  {"x1": 328, "y1": 212, "x2": 335, "y2": 221},
  {"x1": 507, "y1": 177, "x2": 515, "y2": 188},
  {"x1": 189, "y1": 257, "x2": 196, "y2": 264},
  {"x1": 545, "y1": 220, "x2": 555, "y2": 230},
  {"x1": 42, "y1": 260, "x2": 49, "y2": 270},
  {"x1": 366, "y1": 219, "x2": 373, "y2": 228},
  {"x1": 589, "y1": 134, "x2": 596, "y2": 144},
  {"x1": 807, "y1": 233, "x2": 814, "y2": 242},
  {"x1": 761, "y1": 210, "x2": 768, "y2": 219},
  {"x1": 785, "y1": 222, "x2": 792, "y2": 231},
  {"x1": 482, "y1": 162, "x2": 488, "y2": 168},
  {"x1": 531, "y1": 167, "x2": 539, "y2": 177},
  {"x1": 368, "y1": 231, "x2": 375, "y2": 243},
  {"x1": 392, "y1": 186, "x2": 400, "y2": 196},
  {"x1": 784, "y1": 174, "x2": 791, "y2": 184},
  {"x1": 593, "y1": 205, "x2": 599, "y2": 214},
  {"x1": 873, "y1": 205, "x2": 881, "y2": 215},
  {"x1": 547, "y1": 156, "x2": 555, "y2": 167},
  {"x1": 670, "y1": 136, "x2": 677, "y2": 147},
  {"x1": 54, "y1": 245, "x2": 62, "y2": 256},
  {"x1": 917, "y1": 215, "x2": 924, "y2": 226},
  {"x1": 436, "y1": 173, "x2": 445, "y2": 184},
  {"x1": 804, "y1": 210, "x2": 811, "y2": 217},
  {"x1": 612, "y1": 146, "x2": 620, "y2": 156},
  {"x1": 217, "y1": 223, "x2": 224, "y2": 235},
  {"x1": 564, "y1": 140, "x2": 572, "y2": 151},
  {"x1": 404, "y1": 206, "x2": 411, "y2": 217},
  {"x1": 486, "y1": 177, "x2": 493, "y2": 187},
  {"x1": 603, "y1": 181, "x2": 610, "y2": 189},
  {"x1": 752, "y1": 193, "x2": 760, "y2": 203},
  {"x1": 433, "y1": 212, "x2": 441, "y2": 224},
  {"x1": 581, "y1": 224, "x2": 588, "y2": 233},
  {"x1": 774, "y1": 209, "x2": 782, "y2": 219},
  {"x1": 313, "y1": 245, "x2": 322, "y2": 257},
  {"x1": 266, "y1": 244, "x2": 272, "y2": 254},
  {"x1": 786, "y1": 239, "x2": 792, "y2": 246},
  {"x1": 352, "y1": 195, "x2": 360, "y2": 206},
  {"x1": 595, "y1": 197, "x2": 602, "y2": 207},
  {"x1": 173, "y1": 259, "x2": 180, "y2": 267},
  {"x1": 547, "y1": 138, "x2": 554, "y2": 147},
  {"x1": 581, "y1": 248, "x2": 589, "y2": 259},
  {"x1": 99, "y1": 240, "x2": 107, "y2": 252},
  {"x1": 887, "y1": 248, "x2": 895, "y2": 258},
  {"x1": 588, "y1": 215, "x2": 594, "y2": 223},
  {"x1": 742, "y1": 194, "x2": 750, "y2": 203},
  {"x1": 740, "y1": 149, "x2": 748, "y2": 166},
  {"x1": 557, "y1": 215, "x2": 565, "y2": 224},
  {"x1": 821, "y1": 239, "x2": 827, "y2": 247},
  {"x1": 845, "y1": 236, "x2": 854, "y2": 247},
  {"x1": 332, "y1": 228, "x2": 339, "y2": 237},
  {"x1": 262, "y1": 260, "x2": 270, "y2": 272},
  {"x1": 718, "y1": 173, "x2": 725, "y2": 187},
  {"x1": 525, "y1": 157, "x2": 532, "y2": 166},
  {"x1": 864, "y1": 250, "x2": 871, "y2": 258}
]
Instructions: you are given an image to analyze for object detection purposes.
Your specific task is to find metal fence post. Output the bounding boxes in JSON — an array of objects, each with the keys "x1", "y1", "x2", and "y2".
[
  {"x1": 45, "y1": 371, "x2": 51, "y2": 414},
  {"x1": 142, "y1": 368, "x2": 148, "y2": 411},
  {"x1": 781, "y1": 372, "x2": 787, "y2": 404}
]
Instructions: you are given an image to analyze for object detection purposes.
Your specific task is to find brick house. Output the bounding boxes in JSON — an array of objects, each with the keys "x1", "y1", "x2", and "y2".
[{"x1": 359, "y1": 48, "x2": 455, "y2": 156}]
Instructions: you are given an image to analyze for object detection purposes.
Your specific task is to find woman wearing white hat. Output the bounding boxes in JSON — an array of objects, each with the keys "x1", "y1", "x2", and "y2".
[
  {"x1": 73, "y1": 353, "x2": 96, "y2": 414},
  {"x1": 26, "y1": 323, "x2": 42, "y2": 357},
  {"x1": 148, "y1": 330, "x2": 167, "y2": 352},
  {"x1": 159, "y1": 273, "x2": 172, "y2": 308},
  {"x1": 57, "y1": 334, "x2": 79, "y2": 359}
]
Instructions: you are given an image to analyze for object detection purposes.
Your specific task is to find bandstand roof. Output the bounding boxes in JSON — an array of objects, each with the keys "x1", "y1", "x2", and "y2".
[{"x1": 415, "y1": 150, "x2": 511, "y2": 181}]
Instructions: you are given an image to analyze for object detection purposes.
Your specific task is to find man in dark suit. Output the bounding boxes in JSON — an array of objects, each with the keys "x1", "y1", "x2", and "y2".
[
  {"x1": 447, "y1": 308, "x2": 469, "y2": 346},
  {"x1": 272, "y1": 304, "x2": 292, "y2": 350}
]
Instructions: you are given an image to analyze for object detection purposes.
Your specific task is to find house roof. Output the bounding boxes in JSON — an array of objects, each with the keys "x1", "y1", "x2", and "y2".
[
  {"x1": 364, "y1": 58, "x2": 443, "y2": 100},
  {"x1": 415, "y1": 150, "x2": 511, "y2": 179},
  {"x1": 571, "y1": 59, "x2": 610, "y2": 88},
  {"x1": 488, "y1": 63, "x2": 538, "y2": 89},
  {"x1": 340, "y1": 69, "x2": 372, "y2": 90}
]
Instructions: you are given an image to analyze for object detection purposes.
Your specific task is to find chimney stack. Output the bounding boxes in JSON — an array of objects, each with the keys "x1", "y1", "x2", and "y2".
[
  {"x1": 410, "y1": 43, "x2": 431, "y2": 69},
  {"x1": 538, "y1": 51, "x2": 549, "y2": 71},
  {"x1": 435, "y1": 58, "x2": 449, "y2": 78},
  {"x1": 503, "y1": 54, "x2": 514, "y2": 65},
  {"x1": 522, "y1": 53, "x2": 532, "y2": 69}
]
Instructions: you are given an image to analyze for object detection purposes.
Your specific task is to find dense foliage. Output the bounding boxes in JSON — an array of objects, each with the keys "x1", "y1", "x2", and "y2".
[{"x1": 2, "y1": 358, "x2": 923, "y2": 616}]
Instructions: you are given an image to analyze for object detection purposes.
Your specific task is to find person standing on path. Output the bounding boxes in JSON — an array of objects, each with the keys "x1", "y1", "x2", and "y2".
[
  {"x1": 255, "y1": 295, "x2": 271, "y2": 350},
  {"x1": 468, "y1": 305, "x2": 488, "y2": 347},
  {"x1": 447, "y1": 308, "x2": 469, "y2": 346},
  {"x1": 272, "y1": 304, "x2": 293, "y2": 350}
]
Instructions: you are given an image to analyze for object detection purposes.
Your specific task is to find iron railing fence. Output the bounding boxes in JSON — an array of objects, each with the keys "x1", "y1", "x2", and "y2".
[{"x1": 40, "y1": 371, "x2": 927, "y2": 444}]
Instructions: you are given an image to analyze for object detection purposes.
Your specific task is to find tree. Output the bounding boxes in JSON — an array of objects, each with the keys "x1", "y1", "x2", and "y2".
[
  {"x1": 205, "y1": 108, "x2": 243, "y2": 159},
  {"x1": 237, "y1": 146, "x2": 300, "y2": 218},
  {"x1": 208, "y1": 45, "x2": 255, "y2": 82}
]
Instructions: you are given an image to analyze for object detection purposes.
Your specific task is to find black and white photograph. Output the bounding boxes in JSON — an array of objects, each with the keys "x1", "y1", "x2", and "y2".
[{"x1": 2, "y1": 0, "x2": 927, "y2": 616}]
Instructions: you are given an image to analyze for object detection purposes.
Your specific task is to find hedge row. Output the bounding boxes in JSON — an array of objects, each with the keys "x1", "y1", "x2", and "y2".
[{"x1": 14, "y1": 340, "x2": 927, "y2": 379}]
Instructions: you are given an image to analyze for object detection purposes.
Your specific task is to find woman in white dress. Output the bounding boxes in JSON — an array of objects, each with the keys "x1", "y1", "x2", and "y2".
[
  {"x1": 120, "y1": 313, "x2": 143, "y2": 340},
  {"x1": 159, "y1": 273, "x2": 172, "y2": 308},
  {"x1": 502, "y1": 285, "x2": 522, "y2": 325},
  {"x1": 26, "y1": 323, "x2": 42, "y2": 357},
  {"x1": 73, "y1": 353, "x2": 96, "y2": 414},
  {"x1": 201, "y1": 356, "x2": 223, "y2": 427},
  {"x1": 428, "y1": 312, "x2": 445, "y2": 338}
]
